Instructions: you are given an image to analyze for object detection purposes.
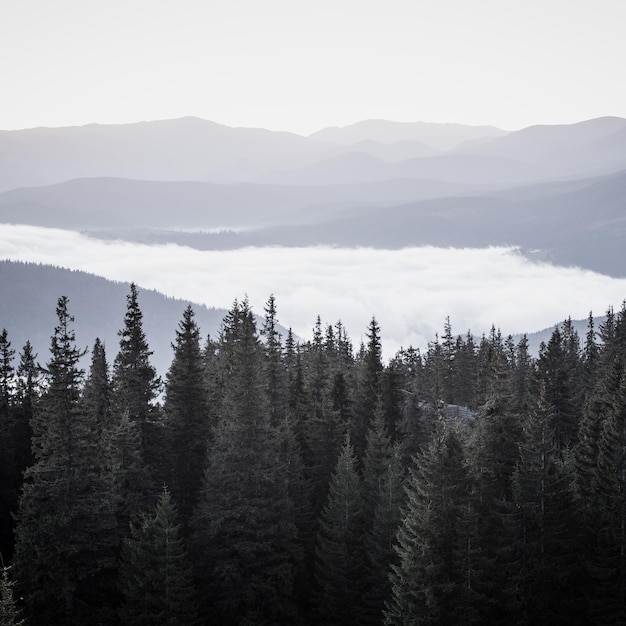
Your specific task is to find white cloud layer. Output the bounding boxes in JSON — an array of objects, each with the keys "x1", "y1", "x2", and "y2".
[{"x1": 2, "y1": 225, "x2": 625, "y2": 359}]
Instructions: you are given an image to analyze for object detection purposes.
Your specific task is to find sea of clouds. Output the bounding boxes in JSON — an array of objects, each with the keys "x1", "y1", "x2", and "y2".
[{"x1": 2, "y1": 224, "x2": 626, "y2": 359}]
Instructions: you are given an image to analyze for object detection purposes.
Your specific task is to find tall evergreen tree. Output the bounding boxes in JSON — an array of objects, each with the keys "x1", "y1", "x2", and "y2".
[
  {"x1": 112, "y1": 282, "x2": 161, "y2": 469},
  {"x1": 111, "y1": 283, "x2": 160, "y2": 518},
  {"x1": 12, "y1": 297, "x2": 117, "y2": 625},
  {"x1": 537, "y1": 320, "x2": 583, "y2": 452},
  {"x1": 118, "y1": 488, "x2": 199, "y2": 626},
  {"x1": 190, "y1": 299, "x2": 297, "y2": 624},
  {"x1": 386, "y1": 424, "x2": 482, "y2": 626},
  {"x1": 511, "y1": 388, "x2": 583, "y2": 625},
  {"x1": 314, "y1": 434, "x2": 366, "y2": 625},
  {"x1": 163, "y1": 305, "x2": 209, "y2": 525},
  {"x1": 363, "y1": 440, "x2": 405, "y2": 625},
  {"x1": 299, "y1": 322, "x2": 347, "y2": 537},
  {"x1": 0, "y1": 330, "x2": 16, "y2": 563},
  {"x1": 14, "y1": 341, "x2": 38, "y2": 470},
  {"x1": 1, "y1": 342, "x2": 39, "y2": 562},
  {"x1": 81, "y1": 338, "x2": 112, "y2": 444},
  {"x1": 352, "y1": 317, "x2": 383, "y2": 462},
  {"x1": 453, "y1": 331, "x2": 477, "y2": 408},
  {"x1": 262, "y1": 294, "x2": 289, "y2": 427},
  {"x1": 474, "y1": 326, "x2": 509, "y2": 408},
  {"x1": 585, "y1": 358, "x2": 626, "y2": 624}
]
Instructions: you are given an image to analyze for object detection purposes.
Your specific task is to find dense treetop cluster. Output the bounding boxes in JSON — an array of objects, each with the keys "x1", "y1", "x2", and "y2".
[{"x1": 1, "y1": 285, "x2": 626, "y2": 625}]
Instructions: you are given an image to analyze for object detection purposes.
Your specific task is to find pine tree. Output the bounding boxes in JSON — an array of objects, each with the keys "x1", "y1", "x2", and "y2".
[
  {"x1": 386, "y1": 424, "x2": 482, "y2": 626},
  {"x1": 511, "y1": 388, "x2": 583, "y2": 625},
  {"x1": 314, "y1": 434, "x2": 366, "y2": 625},
  {"x1": 585, "y1": 359, "x2": 626, "y2": 624},
  {"x1": 352, "y1": 317, "x2": 383, "y2": 462},
  {"x1": 582, "y1": 311, "x2": 599, "y2": 393},
  {"x1": 474, "y1": 326, "x2": 509, "y2": 408},
  {"x1": 12, "y1": 297, "x2": 118, "y2": 625},
  {"x1": 537, "y1": 320, "x2": 583, "y2": 452},
  {"x1": 111, "y1": 284, "x2": 160, "y2": 520},
  {"x1": 441, "y1": 316, "x2": 456, "y2": 403},
  {"x1": 262, "y1": 294, "x2": 289, "y2": 427},
  {"x1": 363, "y1": 441, "x2": 405, "y2": 625},
  {"x1": 14, "y1": 341, "x2": 38, "y2": 471},
  {"x1": 112, "y1": 283, "x2": 162, "y2": 472},
  {"x1": 299, "y1": 323, "x2": 347, "y2": 535},
  {"x1": 510, "y1": 334, "x2": 537, "y2": 417},
  {"x1": 453, "y1": 332, "x2": 477, "y2": 408},
  {"x1": 190, "y1": 299, "x2": 297, "y2": 624},
  {"x1": 81, "y1": 338, "x2": 112, "y2": 444},
  {"x1": 1, "y1": 342, "x2": 39, "y2": 563},
  {"x1": 119, "y1": 487, "x2": 199, "y2": 626},
  {"x1": 0, "y1": 330, "x2": 16, "y2": 563},
  {"x1": 163, "y1": 305, "x2": 209, "y2": 525},
  {"x1": 362, "y1": 406, "x2": 393, "y2": 526}
]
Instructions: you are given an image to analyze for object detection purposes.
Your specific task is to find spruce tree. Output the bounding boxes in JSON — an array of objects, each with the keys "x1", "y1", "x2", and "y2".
[
  {"x1": 474, "y1": 326, "x2": 509, "y2": 408},
  {"x1": 0, "y1": 342, "x2": 39, "y2": 563},
  {"x1": 81, "y1": 338, "x2": 112, "y2": 444},
  {"x1": 163, "y1": 305, "x2": 209, "y2": 525},
  {"x1": 386, "y1": 424, "x2": 482, "y2": 626},
  {"x1": 350, "y1": 317, "x2": 383, "y2": 463},
  {"x1": 262, "y1": 294, "x2": 289, "y2": 427},
  {"x1": 363, "y1": 441, "x2": 405, "y2": 625},
  {"x1": 12, "y1": 297, "x2": 117, "y2": 625},
  {"x1": 537, "y1": 321, "x2": 583, "y2": 452},
  {"x1": 112, "y1": 283, "x2": 161, "y2": 472},
  {"x1": 110, "y1": 283, "x2": 160, "y2": 520},
  {"x1": 585, "y1": 359, "x2": 626, "y2": 624},
  {"x1": 314, "y1": 434, "x2": 366, "y2": 625},
  {"x1": 0, "y1": 330, "x2": 16, "y2": 563},
  {"x1": 118, "y1": 488, "x2": 199, "y2": 626},
  {"x1": 14, "y1": 341, "x2": 38, "y2": 471},
  {"x1": 511, "y1": 387, "x2": 583, "y2": 625},
  {"x1": 299, "y1": 322, "x2": 346, "y2": 535},
  {"x1": 190, "y1": 299, "x2": 297, "y2": 624}
]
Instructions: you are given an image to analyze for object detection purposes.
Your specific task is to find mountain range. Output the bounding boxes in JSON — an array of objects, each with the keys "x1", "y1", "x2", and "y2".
[
  {"x1": 1, "y1": 115, "x2": 623, "y2": 275},
  {"x1": 0, "y1": 115, "x2": 625, "y2": 344}
]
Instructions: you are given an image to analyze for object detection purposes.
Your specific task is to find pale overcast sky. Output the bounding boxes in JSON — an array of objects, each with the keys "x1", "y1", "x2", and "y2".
[{"x1": 2, "y1": 0, "x2": 625, "y2": 134}]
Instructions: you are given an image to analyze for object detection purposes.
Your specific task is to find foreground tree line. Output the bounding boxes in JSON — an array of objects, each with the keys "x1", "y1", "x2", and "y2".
[{"x1": 1, "y1": 285, "x2": 626, "y2": 625}]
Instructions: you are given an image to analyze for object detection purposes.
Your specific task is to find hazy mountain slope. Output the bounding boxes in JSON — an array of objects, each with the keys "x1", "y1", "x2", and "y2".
[
  {"x1": 309, "y1": 119, "x2": 508, "y2": 151},
  {"x1": 1, "y1": 116, "x2": 623, "y2": 194},
  {"x1": 257, "y1": 151, "x2": 550, "y2": 186},
  {"x1": 0, "y1": 176, "x2": 489, "y2": 231},
  {"x1": 0, "y1": 260, "x2": 229, "y2": 377},
  {"x1": 455, "y1": 116, "x2": 626, "y2": 176},
  {"x1": 0, "y1": 117, "x2": 332, "y2": 192},
  {"x1": 325, "y1": 139, "x2": 440, "y2": 162},
  {"x1": 100, "y1": 170, "x2": 626, "y2": 277}
]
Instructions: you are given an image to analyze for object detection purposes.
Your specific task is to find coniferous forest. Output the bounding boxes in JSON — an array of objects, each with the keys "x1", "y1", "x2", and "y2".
[{"x1": 1, "y1": 284, "x2": 626, "y2": 625}]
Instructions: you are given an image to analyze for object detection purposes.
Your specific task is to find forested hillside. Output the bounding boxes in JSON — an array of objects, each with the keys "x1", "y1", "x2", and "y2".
[
  {"x1": 0, "y1": 260, "x2": 230, "y2": 377},
  {"x1": 1, "y1": 286, "x2": 626, "y2": 624}
]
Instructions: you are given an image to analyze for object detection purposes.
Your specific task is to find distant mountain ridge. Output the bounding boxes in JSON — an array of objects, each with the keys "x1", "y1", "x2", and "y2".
[
  {"x1": 1, "y1": 115, "x2": 624, "y2": 192},
  {"x1": 1, "y1": 115, "x2": 625, "y2": 279},
  {"x1": 76, "y1": 169, "x2": 626, "y2": 278},
  {"x1": 308, "y1": 119, "x2": 508, "y2": 150}
]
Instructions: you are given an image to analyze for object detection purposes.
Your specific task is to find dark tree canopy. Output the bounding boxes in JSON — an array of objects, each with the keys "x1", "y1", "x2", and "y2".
[{"x1": 4, "y1": 291, "x2": 626, "y2": 625}]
